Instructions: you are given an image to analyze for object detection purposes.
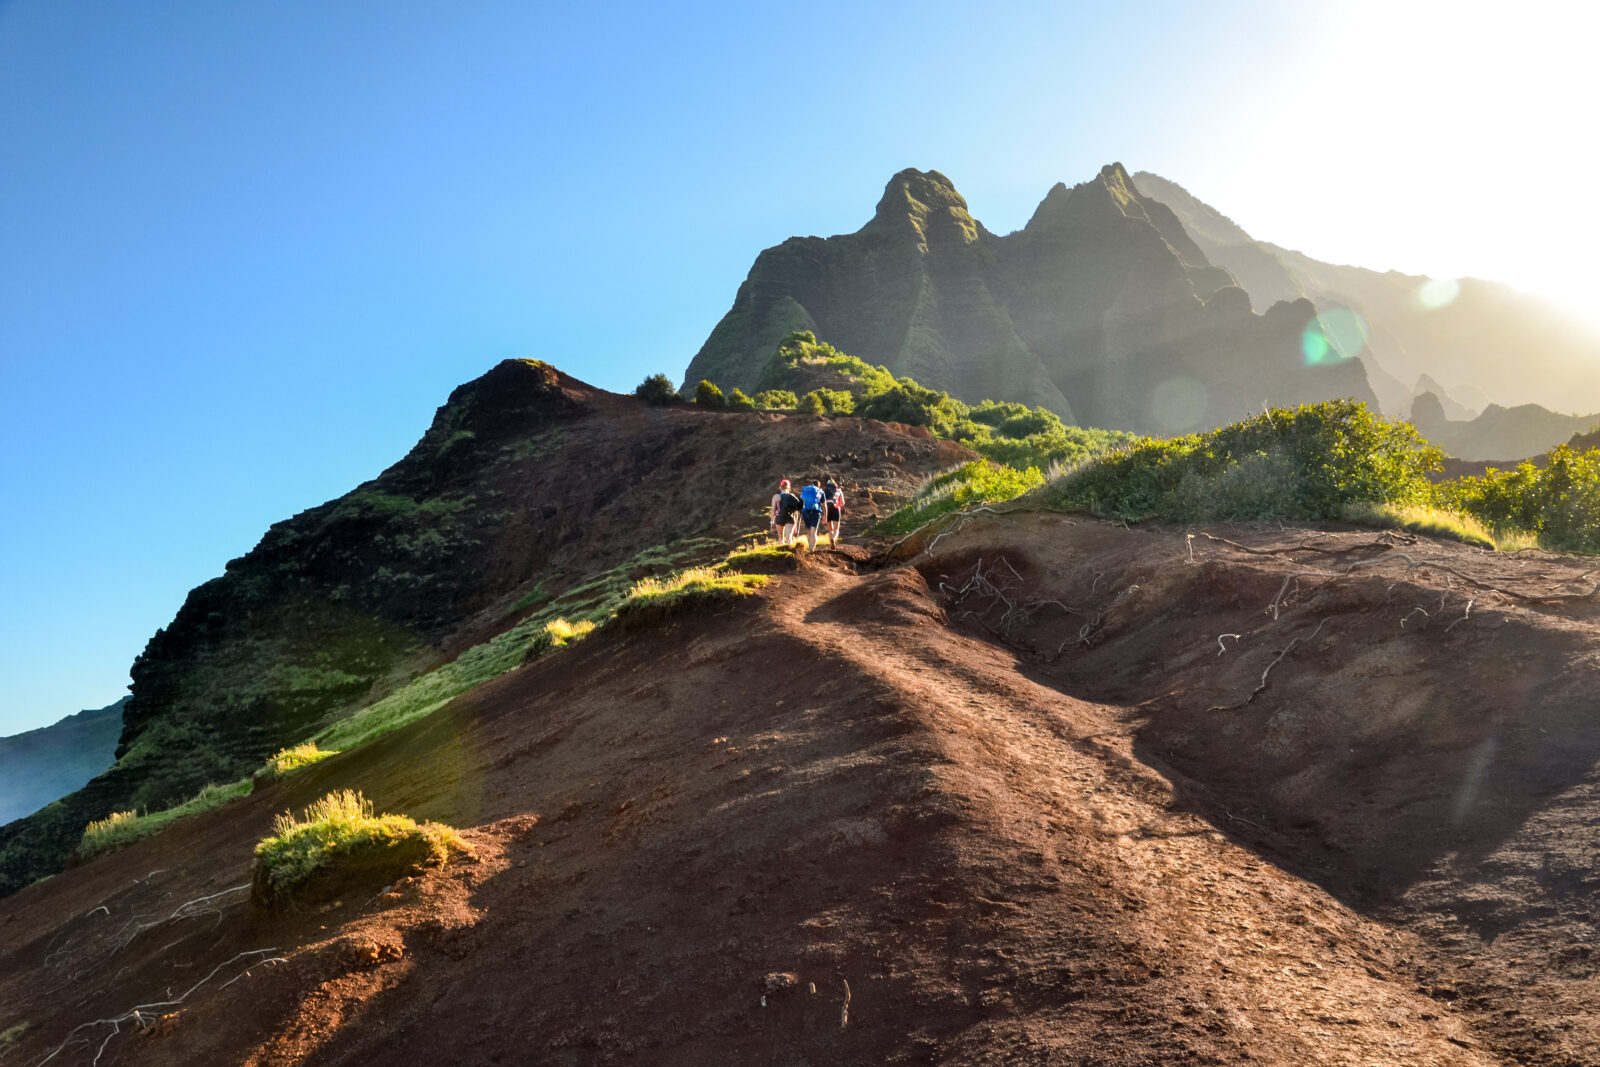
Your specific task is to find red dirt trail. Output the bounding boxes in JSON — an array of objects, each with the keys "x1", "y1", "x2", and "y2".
[{"x1": 3, "y1": 516, "x2": 1599, "y2": 1065}]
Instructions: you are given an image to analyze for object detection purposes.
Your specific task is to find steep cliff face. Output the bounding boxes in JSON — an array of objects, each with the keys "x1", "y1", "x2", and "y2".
[
  {"x1": 0, "y1": 359, "x2": 966, "y2": 895},
  {"x1": 687, "y1": 164, "x2": 1377, "y2": 433},
  {"x1": 1133, "y1": 170, "x2": 1600, "y2": 416}
]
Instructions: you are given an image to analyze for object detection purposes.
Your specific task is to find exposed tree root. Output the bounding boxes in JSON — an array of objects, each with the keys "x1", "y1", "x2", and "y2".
[{"x1": 35, "y1": 948, "x2": 283, "y2": 1066}]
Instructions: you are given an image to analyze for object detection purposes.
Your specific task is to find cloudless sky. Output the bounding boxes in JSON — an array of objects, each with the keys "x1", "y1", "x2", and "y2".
[{"x1": 3, "y1": 0, "x2": 1598, "y2": 735}]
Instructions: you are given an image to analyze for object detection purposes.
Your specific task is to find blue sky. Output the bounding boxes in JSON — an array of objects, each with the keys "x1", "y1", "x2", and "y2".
[{"x1": 3, "y1": 0, "x2": 1597, "y2": 734}]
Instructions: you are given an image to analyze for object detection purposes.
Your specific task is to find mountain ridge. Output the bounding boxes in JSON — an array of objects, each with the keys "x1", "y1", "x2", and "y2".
[{"x1": 686, "y1": 164, "x2": 1377, "y2": 434}]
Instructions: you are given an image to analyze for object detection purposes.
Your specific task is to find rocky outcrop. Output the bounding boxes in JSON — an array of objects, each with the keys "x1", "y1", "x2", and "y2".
[{"x1": 687, "y1": 165, "x2": 1377, "y2": 433}]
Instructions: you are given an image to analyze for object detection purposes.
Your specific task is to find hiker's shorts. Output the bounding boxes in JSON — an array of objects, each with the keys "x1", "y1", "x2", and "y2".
[{"x1": 801, "y1": 508, "x2": 822, "y2": 529}]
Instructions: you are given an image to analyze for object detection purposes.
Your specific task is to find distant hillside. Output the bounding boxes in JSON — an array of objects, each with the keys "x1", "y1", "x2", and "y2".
[
  {"x1": 1132, "y1": 171, "x2": 1600, "y2": 416},
  {"x1": 1411, "y1": 391, "x2": 1600, "y2": 461},
  {"x1": 687, "y1": 164, "x2": 1376, "y2": 434},
  {"x1": 0, "y1": 699, "x2": 125, "y2": 827}
]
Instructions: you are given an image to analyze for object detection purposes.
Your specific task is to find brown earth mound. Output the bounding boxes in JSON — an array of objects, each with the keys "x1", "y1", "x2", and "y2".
[{"x1": 2, "y1": 517, "x2": 1597, "y2": 1064}]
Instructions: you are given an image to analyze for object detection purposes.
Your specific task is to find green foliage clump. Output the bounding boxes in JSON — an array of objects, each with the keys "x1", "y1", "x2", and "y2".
[
  {"x1": 635, "y1": 373, "x2": 679, "y2": 405},
  {"x1": 1047, "y1": 400, "x2": 1442, "y2": 523},
  {"x1": 758, "y1": 330, "x2": 1130, "y2": 470},
  {"x1": 796, "y1": 388, "x2": 855, "y2": 415},
  {"x1": 756, "y1": 331, "x2": 898, "y2": 397},
  {"x1": 79, "y1": 778, "x2": 255, "y2": 859},
  {"x1": 726, "y1": 387, "x2": 758, "y2": 411},
  {"x1": 877, "y1": 461, "x2": 1046, "y2": 534},
  {"x1": 754, "y1": 389, "x2": 797, "y2": 410},
  {"x1": 856, "y1": 380, "x2": 966, "y2": 432},
  {"x1": 1434, "y1": 444, "x2": 1600, "y2": 553},
  {"x1": 694, "y1": 379, "x2": 727, "y2": 408},
  {"x1": 250, "y1": 790, "x2": 469, "y2": 909},
  {"x1": 259, "y1": 742, "x2": 338, "y2": 779}
]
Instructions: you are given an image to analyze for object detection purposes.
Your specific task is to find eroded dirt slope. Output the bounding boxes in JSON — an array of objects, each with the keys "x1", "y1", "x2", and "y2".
[{"x1": 2, "y1": 516, "x2": 1596, "y2": 1064}]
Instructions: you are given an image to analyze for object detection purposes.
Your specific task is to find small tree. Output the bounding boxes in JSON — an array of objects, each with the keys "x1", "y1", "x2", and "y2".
[
  {"x1": 635, "y1": 373, "x2": 678, "y2": 406},
  {"x1": 694, "y1": 379, "x2": 727, "y2": 408},
  {"x1": 726, "y1": 387, "x2": 757, "y2": 411}
]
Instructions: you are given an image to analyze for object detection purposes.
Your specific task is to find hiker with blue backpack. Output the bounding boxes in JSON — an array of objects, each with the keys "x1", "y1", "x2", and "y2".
[{"x1": 798, "y1": 478, "x2": 827, "y2": 552}]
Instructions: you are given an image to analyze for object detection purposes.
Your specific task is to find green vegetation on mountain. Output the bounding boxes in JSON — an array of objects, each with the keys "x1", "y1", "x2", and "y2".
[{"x1": 758, "y1": 331, "x2": 1134, "y2": 471}]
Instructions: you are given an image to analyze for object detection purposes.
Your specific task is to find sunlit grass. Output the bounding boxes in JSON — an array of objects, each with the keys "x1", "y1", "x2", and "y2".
[
  {"x1": 259, "y1": 742, "x2": 338, "y2": 779},
  {"x1": 79, "y1": 778, "x2": 255, "y2": 859}
]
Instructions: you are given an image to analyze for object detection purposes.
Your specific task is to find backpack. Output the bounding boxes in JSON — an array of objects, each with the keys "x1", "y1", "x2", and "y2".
[{"x1": 801, "y1": 484, "x2": 822, "y2": 511}]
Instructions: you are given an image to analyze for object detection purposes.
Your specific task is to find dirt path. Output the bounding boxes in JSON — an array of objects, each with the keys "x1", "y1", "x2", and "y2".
[{"x1": 3, "y1": 522, "x2": 1593, "y2": 1064}]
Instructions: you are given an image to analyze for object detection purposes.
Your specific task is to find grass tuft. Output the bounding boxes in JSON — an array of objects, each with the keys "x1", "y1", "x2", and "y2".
[
  {"x1": 615, "y1": 566, "x2": 769, "y2": 626},
  {"x1": 79, "y1": 778, "x2": 255, "y2": 859},
  {"x1": 251, "y1": 789, "x2": 469, "y2": 909},
  {"x1": 259, "y1": 742, "x2": 338, "y2": 779}
]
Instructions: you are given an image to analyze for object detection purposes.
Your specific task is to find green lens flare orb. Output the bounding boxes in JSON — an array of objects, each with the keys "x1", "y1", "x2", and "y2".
[{"x1": 1301, "y1": 307, "x2": 1368, "y2": 366}]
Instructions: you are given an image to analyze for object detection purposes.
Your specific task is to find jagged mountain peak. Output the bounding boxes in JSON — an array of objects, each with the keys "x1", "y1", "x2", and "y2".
[{"x1": 866, "y1": 167, "x2": 983, "y2": 251}]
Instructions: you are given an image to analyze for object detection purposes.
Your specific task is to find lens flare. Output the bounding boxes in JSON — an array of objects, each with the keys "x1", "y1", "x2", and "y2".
[
  {"x1": 1301, "y1": 308, "x2": 1368, "y2": 366},
  {"x1": 1150, "y1": 375, "x2": 1207, "y2": 432},
  {"x1": 1452, "y1": 736, "x2": 1498, "y2": 825},
  {"x1": 1418, "y1": 277, "x2": 1461, "y2": 310}
]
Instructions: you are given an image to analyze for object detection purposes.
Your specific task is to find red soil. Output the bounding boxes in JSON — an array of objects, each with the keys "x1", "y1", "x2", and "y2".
[{"x1": 3, "y1": 516, "x2": 1598, "y2": 1065}]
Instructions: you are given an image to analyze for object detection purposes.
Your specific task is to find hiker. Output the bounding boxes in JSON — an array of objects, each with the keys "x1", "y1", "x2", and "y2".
[
  {"x1": 798, "y1": 477, "x2": 826, "y2": 552},
  {"x1": 769, "y1": 479, "x2": 790, "y2": 542},
  {"x1": 823, "y1": 476, "x2": 844, "y2": 544},
  {"x1": 773, "y1": 480, "x2": 802, "y2": 544}
]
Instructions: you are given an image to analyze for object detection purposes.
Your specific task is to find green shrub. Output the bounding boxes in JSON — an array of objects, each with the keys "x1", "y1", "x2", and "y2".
[
  {"x1": 635, "y1": 373, "x2": 679, "y2": 405},
  {"x1": 250, "y1": 790, "x2": 469, "y2": 909},
  {"x1": 877, "y1": 461, "x2": 1046, "y2": 534},
  {"x1": 796, "y1": 388, "x2": 855, "y2": 415},
  {"x1": 726, "y1": 387, "x2": 758, "y2": 411},
  {"x1": 1047, "y1": 400, "x2": 1441, "y2": 523},
  {"x1": 754, "y1": 389, "x2": 797, "y2": 410},
  {"x1": 1434, "y1": 444, "x2": 1600, "y2": 553},
  {"x1": 79, "y1": 778, "x2": 255, "y2": 859},
  {"x1": 259, "y1": 742, "x2": 338, "y2": 779},
  {"x1": 694, "y1": 379, "x2": 727, "y2": 408}
]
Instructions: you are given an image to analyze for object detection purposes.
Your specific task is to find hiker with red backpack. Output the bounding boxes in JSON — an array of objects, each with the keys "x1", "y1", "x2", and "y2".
[
  {"x1": 798, "y1": 478, "x2": 826, "y2": 552},
  {"x1": 823, "y1": 476, "x2": 844, "y2": 544}
]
